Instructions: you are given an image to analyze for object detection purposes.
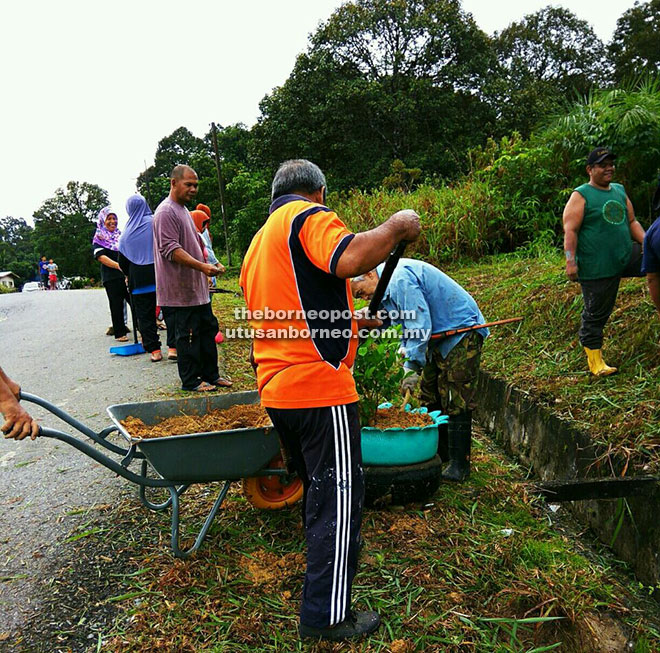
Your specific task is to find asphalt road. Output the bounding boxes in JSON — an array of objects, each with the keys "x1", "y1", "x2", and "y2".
[{"x1": 0, "y1": 288, "x2": 180, "y2": 634}]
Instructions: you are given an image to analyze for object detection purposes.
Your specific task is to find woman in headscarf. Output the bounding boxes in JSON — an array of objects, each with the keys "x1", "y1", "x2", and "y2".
[
  {"x1": 93, "y1": 207, "x2": 130, "y2": 342},
  {"x1": 118, "y1": 194, "x2": 162, "y2": 361}
]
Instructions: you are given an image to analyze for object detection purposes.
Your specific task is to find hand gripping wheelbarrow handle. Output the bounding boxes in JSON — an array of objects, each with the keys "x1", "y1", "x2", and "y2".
[
  {"x1": 367, "y1": 240, "x2": 407, "y2": 318},
  {"x1": 20, "y1": 391, "x2": 170, "y2": 488}
]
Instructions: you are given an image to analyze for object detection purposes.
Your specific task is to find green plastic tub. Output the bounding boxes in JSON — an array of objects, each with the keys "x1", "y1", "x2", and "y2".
[{"x1": 361, "y1": 403, "x2": 448, "y2": 466}]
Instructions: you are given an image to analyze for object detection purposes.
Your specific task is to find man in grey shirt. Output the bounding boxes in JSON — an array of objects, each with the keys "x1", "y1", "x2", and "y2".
[{"x1": 153, "y1": 165, "x2": 232, "y2": 391}]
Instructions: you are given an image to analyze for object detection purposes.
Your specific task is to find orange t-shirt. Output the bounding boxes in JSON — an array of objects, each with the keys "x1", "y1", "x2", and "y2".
[{"x1": 239, "y1": 194, "x2": 358, "y2": 409}]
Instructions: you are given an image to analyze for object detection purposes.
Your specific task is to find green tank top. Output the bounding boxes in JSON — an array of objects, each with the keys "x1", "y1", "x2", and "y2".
[{"x1": 575, "y1": 182, "x2": 632, "y2": 280}]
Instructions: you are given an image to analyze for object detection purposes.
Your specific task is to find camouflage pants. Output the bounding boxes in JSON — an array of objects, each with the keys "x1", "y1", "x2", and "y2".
[{"x1": 419, "y1": 331, "x2": 483, "y2": 416}]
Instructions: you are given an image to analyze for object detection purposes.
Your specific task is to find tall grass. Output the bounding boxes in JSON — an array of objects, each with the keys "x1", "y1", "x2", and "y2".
[{"x1": 333, "y1": 178, "x2": 560, "y2": 264}]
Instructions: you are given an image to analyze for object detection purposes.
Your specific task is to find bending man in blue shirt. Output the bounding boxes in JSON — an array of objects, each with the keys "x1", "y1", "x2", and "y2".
[{"x1": 351, "y1": 258, "x2": 488, "y2": 481}]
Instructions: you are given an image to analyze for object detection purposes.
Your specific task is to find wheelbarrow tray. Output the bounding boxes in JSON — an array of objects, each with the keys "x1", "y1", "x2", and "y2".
[{"x1": 107, "y1": 390, "x2": 280, "y2": 483}]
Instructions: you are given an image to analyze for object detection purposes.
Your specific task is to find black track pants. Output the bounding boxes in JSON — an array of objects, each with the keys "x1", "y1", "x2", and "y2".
[
  {"x1": 104, "y1": 278, "x2": 129, "y2": 339},
  {"x1": 266, "y1": 403, "x2": 363, "y2": 629},
  {"x1": 166, "y1": 303, "x2": 219, "y2": 390},
  {"x1": 132, "y1": 291, "x2": 160, "y2": 353}
]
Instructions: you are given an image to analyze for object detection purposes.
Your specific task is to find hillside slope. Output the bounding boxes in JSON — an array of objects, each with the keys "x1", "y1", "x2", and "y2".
[{"x1": 448, "y1": 252, "x2": 660, "y2": 472}]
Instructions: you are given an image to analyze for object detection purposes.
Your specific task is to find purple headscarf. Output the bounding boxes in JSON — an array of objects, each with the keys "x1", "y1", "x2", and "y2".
[
  {"x1": 92, "y1": 207, "x2": 121, "y2": 251},
  {"x1": 119, "y1": 194, "x2": 154, "y2": 265}
]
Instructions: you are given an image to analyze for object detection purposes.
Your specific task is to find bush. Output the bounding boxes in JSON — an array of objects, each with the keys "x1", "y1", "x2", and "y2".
[{"x1": 70, "y1": 277, "x2": 89, "y2": 290}]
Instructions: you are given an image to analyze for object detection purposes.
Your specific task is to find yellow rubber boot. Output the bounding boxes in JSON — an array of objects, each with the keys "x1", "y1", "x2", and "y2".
[{"x1": 584, "y1": 347, "x2": 617, "y2": 377}]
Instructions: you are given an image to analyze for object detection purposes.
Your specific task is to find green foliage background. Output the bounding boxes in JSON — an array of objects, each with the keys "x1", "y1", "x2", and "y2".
[{"x1": 2, "y1": 1, "x2": 659, "y2": 284}]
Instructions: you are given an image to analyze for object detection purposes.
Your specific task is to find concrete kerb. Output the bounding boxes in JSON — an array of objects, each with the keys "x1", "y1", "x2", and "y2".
[{"x1": 475, "y1": 371, "x2": 660, "y2": 594}]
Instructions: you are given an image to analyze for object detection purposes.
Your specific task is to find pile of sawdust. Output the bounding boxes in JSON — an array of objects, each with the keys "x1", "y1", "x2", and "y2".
[{"x1": 122, "y1": 404, "x2": 271, "y2": 439}]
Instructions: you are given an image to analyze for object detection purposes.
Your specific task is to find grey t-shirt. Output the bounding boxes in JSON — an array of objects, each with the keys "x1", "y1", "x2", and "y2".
[{"x1": 153, "y1": 197, "x2": 209, "y2": 307}]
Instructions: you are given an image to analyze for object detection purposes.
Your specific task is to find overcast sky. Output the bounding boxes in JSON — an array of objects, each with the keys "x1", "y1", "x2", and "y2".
[{"x1": 0, "y1": 0, "x2": 638, "y2": 226}]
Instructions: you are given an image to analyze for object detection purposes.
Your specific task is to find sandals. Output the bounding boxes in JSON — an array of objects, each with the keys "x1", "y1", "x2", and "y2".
[
  {"x1": 116, "y1": 335, "x2": 129, "y2": 342},
  {"x1": 212, "y1": 377, "x2": 233, "y2": 387},
  {"x1": 167, "y1": 348, "x2": 178, "y2": 361},
  {"x1": 190, "y1": 381, "x2": 216, "y2": 392},
  {"x1": 150, "y1": 350, "x2": 163, "y2": 362}
]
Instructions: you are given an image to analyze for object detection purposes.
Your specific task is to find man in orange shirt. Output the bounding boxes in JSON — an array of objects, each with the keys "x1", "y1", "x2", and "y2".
[{"x1": 240, "y1": 159, "x2": 419, "y2": 641}]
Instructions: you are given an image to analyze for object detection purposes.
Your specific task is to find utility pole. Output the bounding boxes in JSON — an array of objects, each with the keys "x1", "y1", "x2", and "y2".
[
  {"x1": 210, "y1": 122, "x2": 231, "y2": 267},
  {"x1": 143, "y1": 160, "x2": 154, "y2": 210}
]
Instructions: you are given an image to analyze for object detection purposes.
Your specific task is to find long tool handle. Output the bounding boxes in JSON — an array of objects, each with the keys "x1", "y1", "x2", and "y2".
[
  {"x1": 430, "y1": 317, "x2": 523, "y2": 341},
  {"x1": 367, "y1": 241, "x2": 407, "y2": 318}
]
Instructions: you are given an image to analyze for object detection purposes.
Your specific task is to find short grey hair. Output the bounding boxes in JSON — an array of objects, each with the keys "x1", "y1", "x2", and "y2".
[
  {"x1": 171, "y1": 164, "x2": 197, "y2": 180},
  {"x1": 271, "y1": 159, "x2": 326, "y2": 200}
]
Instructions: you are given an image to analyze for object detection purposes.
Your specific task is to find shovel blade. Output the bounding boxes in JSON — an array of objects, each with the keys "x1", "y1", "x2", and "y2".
[{"x1": 109, "y1": 343, "x2": 146, "y2": 356}]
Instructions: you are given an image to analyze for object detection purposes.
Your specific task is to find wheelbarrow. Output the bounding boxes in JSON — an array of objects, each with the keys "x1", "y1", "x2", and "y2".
[{"x1": 20, "y1": 390, "x2": 303, "y2": 558}]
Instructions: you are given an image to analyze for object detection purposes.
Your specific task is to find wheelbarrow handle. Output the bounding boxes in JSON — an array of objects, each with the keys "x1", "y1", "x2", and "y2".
[
  {"x1": 21, "y1": 391, "x2": 129, "y2": 457},
  {"x1": 367, "y1": 240, "x2": 407, "y2": 318},
  {"x1": 38, "y1": 425, "x2": 174, "y2": 488}
]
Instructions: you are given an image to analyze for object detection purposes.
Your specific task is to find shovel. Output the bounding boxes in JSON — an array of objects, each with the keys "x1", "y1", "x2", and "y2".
[
  {"x1": 367, "y1": 240, "x2": 407, "y2": 319},
  {"x1": 110, "y1": 292, "x2": 146, "y2": 356}
]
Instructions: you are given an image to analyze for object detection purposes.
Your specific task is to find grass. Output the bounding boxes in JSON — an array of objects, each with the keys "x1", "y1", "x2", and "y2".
[
  {"x1": 48, "y1": 431, "x2": 660, "y2": 652},
  {"x1": 14, "y1": 283, "x2": 656, "y2": 653},
  {"x1": 445, "y1": 249, "x2": 660, "y2": 473}
]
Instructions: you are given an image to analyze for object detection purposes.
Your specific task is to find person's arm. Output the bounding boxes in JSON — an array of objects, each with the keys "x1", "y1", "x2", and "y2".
[
  {"x1": 335, "y1": 210, "x2": 421, "y2": 279},
  {"x1": 562, "y1": 191, "x2": 584, "y2": 282},
  {"x1": 117, "y1": 252, "x2": 131, "y2": 277},
  {"x1": 626, "y1": 196, "x2": 645, "y2": 244},
  {"x1": 94, "y1": 246, "x2": 122, "y2": 271},
  {"x1": 98, "y1": 255, "x2": 121, "y2": 271},
  {"x1": 155, "y1": 208, "x2": 224, "y2": 278},
  {"x1": 647, "y1": 273, "x2": 660, "y2": 319},
  {"x1": 0, "y1": 367, "x2": 39, "y2": 440},
  {"x1": 170, "y1": 248, "x2": 224, "y2": 277}
]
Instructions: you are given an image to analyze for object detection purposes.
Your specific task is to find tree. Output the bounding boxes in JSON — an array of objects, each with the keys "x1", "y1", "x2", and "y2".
[
  {"x1": 491, "y1": 6, "x2": 606, "y2": 135},
  {"x1": 137, "y1": 124, "x2": 253, "y2": 261},
  {"x1": 610, "y1": 0, "x2": 660, "y2": 83},
  {"x1": 32, "y1": 181, "x2": 109, "y2": 278},
  {"x1": 0, "y1": 217, "x2": 37, "y2": 282},
  {"x1": 137, "y1": 127, "x2": 213, "y2": 208},
  {"x1": 225, "y1": 169, "x2": 271, "y2": 255},
  {"x1": 253, "y1": 0, "x2": 496, "y2": 191}
]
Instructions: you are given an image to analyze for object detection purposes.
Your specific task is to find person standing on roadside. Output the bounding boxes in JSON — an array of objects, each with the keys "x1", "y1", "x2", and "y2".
[
  {"x1": 118, "y1": 194, "x2": 162, "y2": 361},
  {"x1": 240, "y1": 159, "x2": 420, "y2": 642},
  {"x1": 47, "y1": 259, "x2": 58, "y2": 290},
  {"x1": 93, "y1": 208, "x2": 130, "y2": 342},
  {"x1": 38, "y1": 256, "x2": 49, "y2": 289},
  {"x1": 562, "y1": 147, "x2": 645, "y2": 376},
  {"x1": 153, "y1": 165, "x2": 231, "y2": 391}
]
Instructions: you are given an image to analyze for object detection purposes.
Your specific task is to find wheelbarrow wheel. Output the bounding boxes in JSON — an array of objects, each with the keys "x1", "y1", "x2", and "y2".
[{"x1": 242, "y1": 453, "x2": 303, "y2": 510}]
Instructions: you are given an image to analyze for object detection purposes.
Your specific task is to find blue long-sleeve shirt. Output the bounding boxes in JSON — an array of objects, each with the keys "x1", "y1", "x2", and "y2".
[{"x1": 377, "y1": 258, "x2": 489, "y2": 369}]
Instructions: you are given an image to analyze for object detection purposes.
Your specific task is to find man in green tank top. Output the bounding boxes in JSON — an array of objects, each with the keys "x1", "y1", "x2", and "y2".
[{"x1": 562, "y1": 147, "x2": 645, "y2": 376}]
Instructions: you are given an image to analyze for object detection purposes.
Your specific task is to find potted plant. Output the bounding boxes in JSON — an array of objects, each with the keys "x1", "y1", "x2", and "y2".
[{"x1": 354, "y1": 329, "x2": 447, "y2": 505}]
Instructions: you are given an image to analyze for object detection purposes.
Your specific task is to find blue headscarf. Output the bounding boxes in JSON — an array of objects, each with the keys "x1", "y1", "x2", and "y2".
[{"x1": 119, "y1": 194, "x2": 154, "y2": 265}]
